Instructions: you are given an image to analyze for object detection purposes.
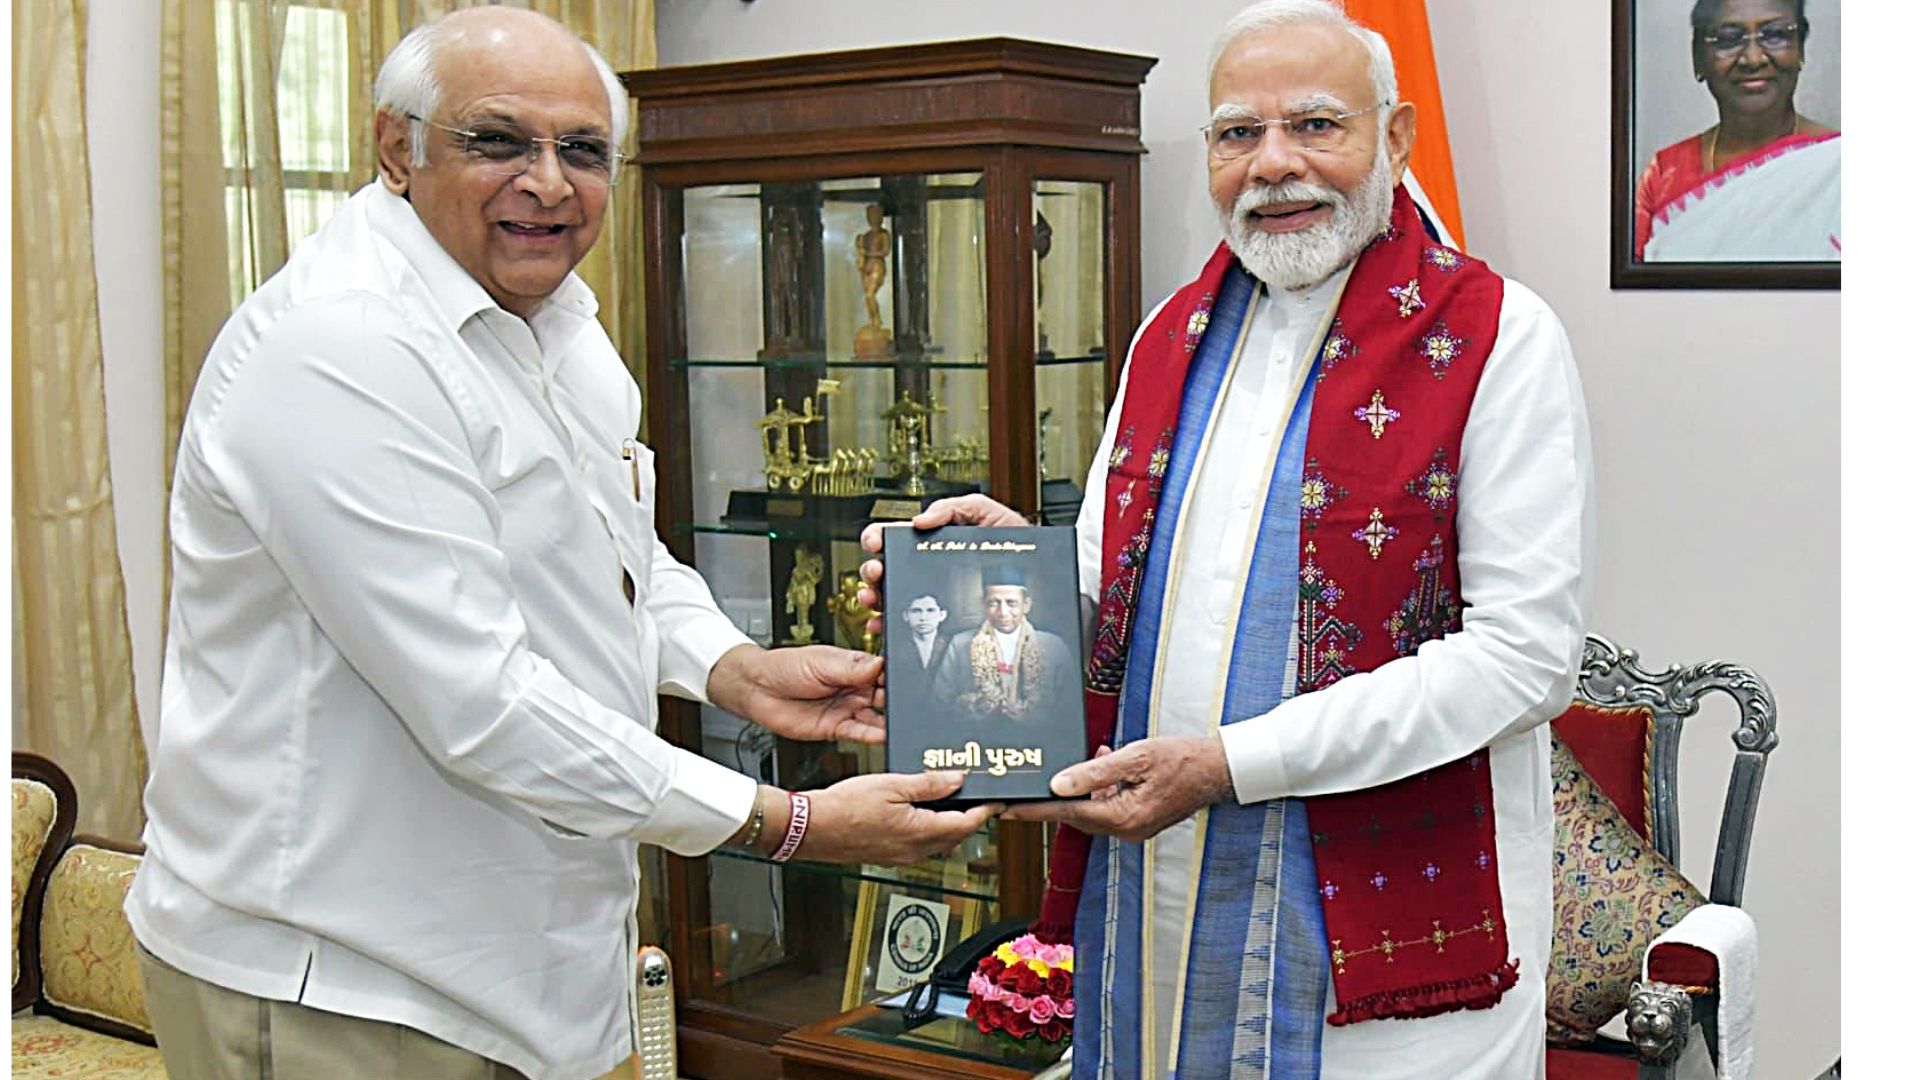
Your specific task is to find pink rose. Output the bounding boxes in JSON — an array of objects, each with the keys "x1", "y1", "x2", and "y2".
[
  {"x1": 1008, "y1": 993, "x2": 1032, "y2": 1014},
  {"x1": 983, "y1": 981, "x2": 1008, "y2": 1003},
  {"x1": 968, "y1": 972, "x2": 992, "y2": 998},
  {"x1": 1028, "y1": 995, "x2": 1057, "y2": 1023},
  {"x1": 1057, "y1": 999, "x2": 1075, "y2": 1019}
]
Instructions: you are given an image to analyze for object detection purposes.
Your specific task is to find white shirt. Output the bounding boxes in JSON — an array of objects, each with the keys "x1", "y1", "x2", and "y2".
[
  {"x1": 1076, "y1": 270, "x2": 1595, "y2": 1080},
  {"x1": 128, "y1": 184, "x2": 758, "y2": 1080}
]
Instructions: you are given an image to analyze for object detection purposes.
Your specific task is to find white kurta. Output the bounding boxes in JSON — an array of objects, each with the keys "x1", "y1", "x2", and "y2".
[{"x1": 1074, "y1": 269, "x2": 1595, "y2": 1080}]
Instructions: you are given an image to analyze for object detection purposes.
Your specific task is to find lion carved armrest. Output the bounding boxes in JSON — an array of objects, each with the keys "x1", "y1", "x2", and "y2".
[{"x1": 1625, "y1": 980, "x2": 1695, "y2": 1064}]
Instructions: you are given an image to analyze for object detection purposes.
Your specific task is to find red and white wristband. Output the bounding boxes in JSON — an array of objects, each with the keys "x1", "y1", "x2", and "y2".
[{"x1": 769, "y1": 791, "x2": 810, "y2": 863}]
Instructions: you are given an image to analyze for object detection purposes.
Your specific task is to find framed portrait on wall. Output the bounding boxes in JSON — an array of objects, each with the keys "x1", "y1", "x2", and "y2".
[{"x1": 1611, "y1": 0, "x2": 1841, "y2": 289}]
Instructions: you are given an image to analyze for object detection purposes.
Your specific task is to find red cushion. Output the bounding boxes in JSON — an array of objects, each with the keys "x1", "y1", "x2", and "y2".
[
  {"x1": 1546, "y1": 1046, "x2": 1640, "y2": 1080},
  {"x1": 1648, "y1": 941, "x2": 1719, "y2": 988},
  {"x1": 1551, "y1": 702, "x2": 1656, "y2": 840}
]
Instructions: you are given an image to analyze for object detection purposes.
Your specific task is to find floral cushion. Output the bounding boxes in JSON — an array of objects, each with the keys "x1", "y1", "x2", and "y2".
[
  {"x1": 39, "y1": 844, "x2": 152, "y2": 1035},
  {"x1": 10, "y1": 1014, "x2": 167, "y2": 1079},
  {"x1": 13, "y1": 778, "x2": 59, "y2": 992},
  {"x1": 1546, "y1": 737, "x2": 1705, "y2": 1046}
]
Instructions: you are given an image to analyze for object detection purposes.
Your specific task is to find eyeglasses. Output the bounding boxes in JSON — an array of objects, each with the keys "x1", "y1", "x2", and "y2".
[
  {"x1": 1201, "y1": 103, "x2": 1385, "y2": 160},
  {"x1": 408, "y1": 113, "x2": 627, "y2": 186},
  {"x1": 1698, "y1": 22, "x2": 1801, "y2": 58}
]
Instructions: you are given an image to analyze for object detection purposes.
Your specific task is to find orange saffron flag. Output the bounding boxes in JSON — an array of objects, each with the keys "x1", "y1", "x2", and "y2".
[{"x1": 1347, "y1": 0, "x2": 1466, "y2": 249}]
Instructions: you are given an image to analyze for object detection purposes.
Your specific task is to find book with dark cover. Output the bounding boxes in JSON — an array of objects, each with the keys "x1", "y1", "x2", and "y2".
[{"x1": 882, "y1": 525, "x2": 1087, "y2": 804}]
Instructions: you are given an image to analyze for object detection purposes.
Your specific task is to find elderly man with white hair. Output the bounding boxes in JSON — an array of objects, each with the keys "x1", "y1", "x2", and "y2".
[
  {"x1": 126, "y1": 8, "x2": 997, "y2": 1079},
  {"x1": 866, "y1": 1, "x2": 1594, "y2": 1076}
]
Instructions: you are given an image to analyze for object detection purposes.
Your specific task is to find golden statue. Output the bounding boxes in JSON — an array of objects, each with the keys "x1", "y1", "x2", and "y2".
[
  {"x1": 827, "y1": 572, "x2": 881, "y2": 654},
  {"x1": 784, "y1": 547, "x2": 824, "y2": 645},
  {"x1": 853, "y1": 203, "x2": 893, "y2": 359},
  {"x1": 883, "y1": 394, "x2": 932, "y2": 497}
]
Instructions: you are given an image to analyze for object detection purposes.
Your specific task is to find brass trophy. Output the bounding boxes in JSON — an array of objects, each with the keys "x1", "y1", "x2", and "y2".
[
  {"x1": 883, "y1": 394, "x2": 933, "y2": 497},
  {"x1": 783, "y1": 546, "x2": 824, "y2": 645},
  {"x1": 756, "y1": 381, "x2": 842, "y2": 492},
  {"x1": 853, "y1": 203, "x2": 893, "y2": 360},
  {"x1": 827, "y1": 572, "x2": 881, "y2": 654}
]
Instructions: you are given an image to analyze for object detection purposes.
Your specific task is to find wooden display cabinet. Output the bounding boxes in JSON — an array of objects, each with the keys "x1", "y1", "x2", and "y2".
[{"x1": 622, "y1": 38, "x2": 1153, "y2": 1079}]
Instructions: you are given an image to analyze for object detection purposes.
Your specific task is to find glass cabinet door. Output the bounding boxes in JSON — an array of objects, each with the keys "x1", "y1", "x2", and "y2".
[
  {"x1": 1033, "y1": 179, "x2": 1109, "y2": 525},
  {"x1": 670, "y1": 173, "x2": 1008, "y2": 1024}
]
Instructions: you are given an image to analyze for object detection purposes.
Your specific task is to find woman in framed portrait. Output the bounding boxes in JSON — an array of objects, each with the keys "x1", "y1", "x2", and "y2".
[{"x1": 1632, "y1": 0, "x2": 1839, "y2": 262}]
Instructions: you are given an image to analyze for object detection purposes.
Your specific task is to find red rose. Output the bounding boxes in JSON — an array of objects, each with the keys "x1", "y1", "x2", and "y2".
[
  {"x1": 979, "y1": 955, "x2": 1007, "y2": 980},
  {"x1": 1038, "y1": 1019, "x2": 1068, "y2": 1043},
  {"x1": 1012, "y1": 965, "x2": 1043, "y2": 995},
  {"x1": 1003, "y1": 1009, "x2": 1037, "y2": 1039},
  {"x1": 1046, "y1": 969, "x2": 1072, "y2": 997}
]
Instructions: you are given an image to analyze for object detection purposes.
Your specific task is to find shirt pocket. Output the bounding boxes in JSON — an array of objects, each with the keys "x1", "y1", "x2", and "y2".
[{"x1": 622, "y1": 439, "x2": 657, "y2": 589}]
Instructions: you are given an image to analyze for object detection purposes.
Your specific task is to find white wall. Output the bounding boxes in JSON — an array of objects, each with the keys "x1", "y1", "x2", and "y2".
[
  {"x1": 88, "y1": 0, "x2": 165, "y2": 738},
  {"x1": 657, "y1": 2, "x2": 1839, "y2": 1077}
]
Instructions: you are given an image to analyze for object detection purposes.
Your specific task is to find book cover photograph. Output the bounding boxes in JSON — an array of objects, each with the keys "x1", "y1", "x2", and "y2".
[{"x1": 882, "y1": 525, "x2": 1088, "y2": 803}]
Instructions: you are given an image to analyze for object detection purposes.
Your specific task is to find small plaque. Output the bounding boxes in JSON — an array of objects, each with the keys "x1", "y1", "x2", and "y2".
[
  {"x1": 874, "y1": 894, "x2": 950, "y2": 994},
  {"x1": 767, "y1": 498, "x2": 806, "y2": 518},
  {"x1": 870, "y1": 498, "x2": 925, "y2": 521}
]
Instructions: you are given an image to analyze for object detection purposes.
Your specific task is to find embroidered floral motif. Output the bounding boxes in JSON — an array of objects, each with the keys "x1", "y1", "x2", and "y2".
[
  {"x1": 1476, "y1": 850, "x2": 1492, "y2": 871},
  {"x1": 1299, "y1": 541, "x2": 1364, "y2": 690},
  {"x1": 1355, "y1": 390, "x2": 1400, "y2": 439},
  {"x1": 1424, "y1": 246, "x2": 1464, "y2": 273},
  {"x1": 1370, "y1": 871, "x2": 1390, "y2": 891},
  {"x1": 1117, "y1": 483, "x2": 1135, "y2": 512},
  {"x1": 1145, "y1": 433, "x2": 1175, "y2": 496},
  {"x1": 1109, "y1": 427, "x2": 1135, "y2": 470},
  {"x1": 1423, "y1": 862, "x2": 1441, "y2": 883},
  {"x1": 1299, "y1": 459, "x2": 1348, "y2": 531},
  {"x1": 1407, "y1": 448, "x2": 1458, "y2": 515},
  {"x1": 1386, "y1": 537, "x2": 1459, "y2": 656},
  {"x1": 1181, "y1": 293, "x2": 1217, "y2": 356},
  {"x1": 1388, "y1": 278, "x2": 1425, "y2": 318},
  {"x1": 1187, "y1": 308, "x2": 1211, "y2": 338},
  {"x1": 1320, "y1": 320, "x2": 1356, "y2": 375},
  {"x1": 1322, "y1": 881, "x2": 1340, "y2": 900},
  {"x1": 1354, "y1": 507, "x2": 1398, "y2": 560},
  {"x1": 1419, "y1": 322, "x2": 1468, "y2": 377}
]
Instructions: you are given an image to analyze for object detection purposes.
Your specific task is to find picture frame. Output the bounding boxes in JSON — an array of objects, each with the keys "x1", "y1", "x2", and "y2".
[
  {"x1": 1610, "y1": 0, "x2": 1842, "y2": 289},
  {"x1": 841, "y1": 877, "x2": 992, "y2": 1010}
]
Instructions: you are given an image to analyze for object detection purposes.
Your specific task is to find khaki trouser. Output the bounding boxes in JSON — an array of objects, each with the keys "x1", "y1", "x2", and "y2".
[{"x1": 137, "y1": 943, "x2": 533, "y2": 1080}]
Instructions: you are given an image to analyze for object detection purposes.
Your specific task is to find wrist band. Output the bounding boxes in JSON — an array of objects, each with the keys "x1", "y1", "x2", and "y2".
[
  {"x1": 770, "y1": 791, "x2": 810, "y2": 864},
  {"x1": 737, "y1": 791, "x2": 767, "y2": 852}
]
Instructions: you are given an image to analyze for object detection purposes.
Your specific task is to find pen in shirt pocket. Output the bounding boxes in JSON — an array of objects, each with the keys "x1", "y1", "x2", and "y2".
[{"x1": 620, "y1": 438, "x2": 642, "y2": 500}]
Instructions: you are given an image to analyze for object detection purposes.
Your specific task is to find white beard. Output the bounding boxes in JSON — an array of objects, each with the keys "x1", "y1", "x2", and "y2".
[{"x1": 1218, "y1": 141, "x2": 1396, "y2": 292}]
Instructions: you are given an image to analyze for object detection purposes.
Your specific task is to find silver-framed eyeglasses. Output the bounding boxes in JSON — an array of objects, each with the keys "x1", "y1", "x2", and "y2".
[
  {"x1": 408, "y1": 113, "x2": 627, "y2": 186},
  {"x1": 1698, "y1": 21, "x2": 1801, "y2": 58},
  {"x1": 1201, "y1": 103, "x2": 1385, "y2": 160}
]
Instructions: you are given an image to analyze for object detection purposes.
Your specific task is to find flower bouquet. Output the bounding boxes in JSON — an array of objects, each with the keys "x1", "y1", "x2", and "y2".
[{"x1": 965, "y1": 934, "x2": 1074, "y2": 1046}]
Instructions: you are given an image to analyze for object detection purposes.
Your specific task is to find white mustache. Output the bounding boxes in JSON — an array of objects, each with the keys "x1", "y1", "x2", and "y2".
[{"x1": 1235, "y1": 183, "x2": 1343, "y2": 215}]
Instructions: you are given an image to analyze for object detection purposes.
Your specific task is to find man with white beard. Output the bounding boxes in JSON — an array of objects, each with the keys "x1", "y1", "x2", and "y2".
[{"x1": 863, "y1": 1, "x2": 1593, "y2": 1076}]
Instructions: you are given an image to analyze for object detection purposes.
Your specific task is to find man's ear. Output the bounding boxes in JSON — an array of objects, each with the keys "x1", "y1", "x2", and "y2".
[
  {"x1": 1386, "y1": 101, "x2": 1417, "y2": 184},
  {"x1": 374, "y1": 109, "x2": 416, "y2": 195}
]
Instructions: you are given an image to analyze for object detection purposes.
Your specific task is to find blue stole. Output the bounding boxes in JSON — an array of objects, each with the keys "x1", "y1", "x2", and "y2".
[{"x1": 1072, "y1": 265, "x2": 1331, "y2": 1079}]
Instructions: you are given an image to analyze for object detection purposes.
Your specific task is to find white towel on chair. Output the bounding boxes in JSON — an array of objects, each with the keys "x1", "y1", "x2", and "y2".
[{"x1": 1645, "y1": 903, "x2": 1757, "y2": 1080}]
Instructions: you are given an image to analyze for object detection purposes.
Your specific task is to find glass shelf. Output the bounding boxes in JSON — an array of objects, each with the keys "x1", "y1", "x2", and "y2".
[
  {"x1": 670, "y1": 353, "x2": 1105, "y2": 371},
  {"x1": 710, "y1": 847, "x2": 1001, "y2": 904}
]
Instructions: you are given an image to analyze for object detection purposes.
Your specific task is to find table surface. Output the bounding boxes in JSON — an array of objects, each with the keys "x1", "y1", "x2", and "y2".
[{"x1": 772, "y1": 1000, "x2": 1067, "y2": 1080}]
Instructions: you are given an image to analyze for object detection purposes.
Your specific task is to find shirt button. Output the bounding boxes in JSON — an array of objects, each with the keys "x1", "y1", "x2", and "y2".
[{"x1": 1237, "y1": 494, "x2": 1253, "y2": 509}]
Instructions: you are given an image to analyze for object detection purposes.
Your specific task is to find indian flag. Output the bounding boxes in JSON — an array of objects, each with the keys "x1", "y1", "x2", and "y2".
[{"x1": 1349, "y1": 0, "x2": 1466, "y2": 250}]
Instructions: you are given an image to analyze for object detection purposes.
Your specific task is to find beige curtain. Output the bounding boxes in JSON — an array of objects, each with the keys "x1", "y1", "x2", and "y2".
[
  {"x1": 12, "y1": 0, "x2": 148, "y2": 839},
  {"x1": 164, "y1": 0, "x2": 655, "y2": 491}
]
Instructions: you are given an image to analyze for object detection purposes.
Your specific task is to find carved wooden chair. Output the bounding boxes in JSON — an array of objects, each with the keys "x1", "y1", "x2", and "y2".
[{"x1": 1544, "y1": 635, "x2": 1777, "y2": 1080}]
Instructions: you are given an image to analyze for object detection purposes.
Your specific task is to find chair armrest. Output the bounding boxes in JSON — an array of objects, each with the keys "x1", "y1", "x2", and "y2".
[
  {"x1": 1625, "y1": 980, "x2": 1694, "y2": 1065},
  {"x1": 1646, "y1": 940, "x2": 1719, "y2": 991}
]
